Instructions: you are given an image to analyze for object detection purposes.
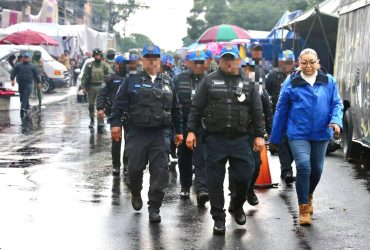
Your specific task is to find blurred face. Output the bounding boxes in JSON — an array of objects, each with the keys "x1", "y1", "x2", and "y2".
[
  {"x1": 219, "y1": 55, "x2": 241, "y2": 75},
  {"x1": 278, "y1": 60, "x2": 295, "y2": 74},
  {"x1": 142, "y1": 56, "x2": 161, "y2": 75},
  {"x1": 299, "y1": 53, "x2": 319, "y2": 76},
  {"x1": 189, "y1": 60, "x2": 207, "y2": 75},
  {"x1": 94, "y1": 54, "x2": 102, "y2": 61},
  {"x1": 251, "y1": 49, "x2": 262, "y2": 59},
  {"x1": 129, "y1": 61, "x2": 139, "y2": 71},
  {"x1": 23, "y1": 57, "x2": 31, "y2": 63}
]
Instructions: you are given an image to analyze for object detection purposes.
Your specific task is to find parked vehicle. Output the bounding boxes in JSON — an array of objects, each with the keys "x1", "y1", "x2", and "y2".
[
  {"x1": 0, "y1": 45, "x2": 70, "y2": 92},
  {"x1": 334, "y1": 1, "x2": 370, "y2": 159}
]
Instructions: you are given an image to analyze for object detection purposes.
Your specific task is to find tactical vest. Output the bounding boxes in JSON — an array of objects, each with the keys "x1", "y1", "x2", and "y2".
[
  {"x1": 91, "y1": 63, "x2": 105, "y2": 83},
  {"x1": 204, "y1": 76, "x2": 253, "y2": 134},
  {"x1": 177, "y1": 72, "x2": 201, "y2": 114},
  {"x1": 128, "y1": 74, "x2": 173, "y2": 128}
]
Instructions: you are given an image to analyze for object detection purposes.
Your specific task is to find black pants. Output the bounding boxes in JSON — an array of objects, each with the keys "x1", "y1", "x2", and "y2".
[
  {"x1": 205, "y1": 134, "x2": 255, "y2": 221},
  {"x1": 18, "y1": 83, "x2": 32, "y2": 111},
  {"x1": 177, "y1": 134, "x2": 207, "y2": 192},
  {"x1": 125, "y1": 127, "x2": 170, "y2": 212},
  {"x1": 279, "y1": 137, "x2": 294, "y2": 177},
  {"x1": 111, "y1": 127, "x2": 128, "y2": 169}
]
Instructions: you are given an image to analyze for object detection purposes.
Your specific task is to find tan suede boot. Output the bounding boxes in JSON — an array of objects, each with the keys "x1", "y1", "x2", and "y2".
[
  {"x1": 308, "y1": 194, "x2": 313, "y2": 214},
  {"x1": 299, "y1": 204, "x2": 312, "y2": 225}
]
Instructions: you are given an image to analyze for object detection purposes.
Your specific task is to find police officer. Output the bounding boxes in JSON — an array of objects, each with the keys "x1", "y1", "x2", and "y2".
[
  {"x1": 110, "y1": 44, "x2": 183, "y2": 223},
  {"x1": 96, "y1": 55, "x2": 127, "y2": 176},
  {"x1": 10, "y1": 52, "x2": 41, "y2": 117},
  {"x1": 81, "y1": 48, "x2": 111, "y2": 129},
  {"x1": 128, "y1": 50, "x2": 140, "y2": 76},
  {"x1": 105, "y1": 48, "x2": 117, "y2": 69},
  {"x1": 161, "y1": 54, "x2": 180, "y2": 161},
  {"x1": 266, "y1": 50, "x2": 295, "y2": 184},
  {"x1": 186, "y1": 45, "x2": 265, "y2": 234},
  {"x1": 32, "y1": 50, "x2": 44, "y2": 107},
  {"x1": 174, "y1": 50, "x2": 209, "y2": 205},
  {"x1": 239, "y1": 58, "x2": 273, "y2": 206}
]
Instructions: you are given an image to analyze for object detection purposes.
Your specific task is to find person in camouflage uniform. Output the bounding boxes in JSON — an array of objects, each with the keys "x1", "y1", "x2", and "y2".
[{"x1": 81, "y1": 48, "x2": 112, "y2": 129}]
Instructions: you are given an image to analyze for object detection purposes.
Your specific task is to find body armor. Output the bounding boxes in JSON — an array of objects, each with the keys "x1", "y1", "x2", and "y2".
[
  {"x1": 204, "y1": 75, "x2": 253, "y2": 134},
  {"x1": 128, "y1": 74, "x2": 173, "y2": 128}
]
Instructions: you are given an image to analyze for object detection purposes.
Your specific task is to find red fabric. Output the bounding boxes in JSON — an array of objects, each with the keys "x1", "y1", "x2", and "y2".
[
  {"x1": 0, "y1": 29, "x2": 58, "y2": 46},
  {"x1": 0, "y1": 90, "x2": 16, "y2": 96}
]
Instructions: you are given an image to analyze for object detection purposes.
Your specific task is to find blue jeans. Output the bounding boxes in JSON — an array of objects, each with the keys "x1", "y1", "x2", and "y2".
[{"x1": 288, "y1": 140, "x2": 329, "y2": 204}]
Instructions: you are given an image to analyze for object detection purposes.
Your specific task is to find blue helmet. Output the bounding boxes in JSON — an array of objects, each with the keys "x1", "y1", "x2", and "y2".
[{"x1": 115, "y1": 55, "x2": 127, "y2": 64}]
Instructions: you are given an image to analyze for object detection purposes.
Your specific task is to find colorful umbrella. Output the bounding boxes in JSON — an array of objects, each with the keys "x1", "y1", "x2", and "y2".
[
  {"x1": 0, "y1": 29, "x2": 59, "y2": 46},
  {"x1": 197, "y1": 24, "x2": 252, "y2": 43}
]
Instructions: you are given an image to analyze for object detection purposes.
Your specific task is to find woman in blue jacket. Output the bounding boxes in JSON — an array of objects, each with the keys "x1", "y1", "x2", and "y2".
[{"x1": 270, "y1": 48, "x2": 343, "y2": 226}]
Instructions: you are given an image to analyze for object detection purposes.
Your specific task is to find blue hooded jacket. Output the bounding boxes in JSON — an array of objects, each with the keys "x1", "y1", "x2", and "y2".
[{"x1": 269, "y1": 69, "x2": 343, "y2": 144}]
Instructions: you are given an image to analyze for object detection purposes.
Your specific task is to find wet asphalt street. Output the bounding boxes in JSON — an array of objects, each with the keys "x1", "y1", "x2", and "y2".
[{"x1": 1, "y1": 94, "x2": 370, "y2": 250}]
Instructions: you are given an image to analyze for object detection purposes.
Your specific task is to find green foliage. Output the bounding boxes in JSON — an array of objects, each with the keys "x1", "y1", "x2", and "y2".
[{"x1": 116, "y1": 33, "x2": 153, "y2": 53}]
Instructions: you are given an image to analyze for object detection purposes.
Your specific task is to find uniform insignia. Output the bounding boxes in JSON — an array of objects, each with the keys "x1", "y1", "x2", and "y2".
[
  {"x1": 213, "y1": 80, "x2": 225, "y2": 85},
  {"x1": 134, "y1": 84, "x2": 141, "y2": 88},
  {"x1": 163, "y1": 85, "x2": 171, "y2": 92},
  {"x1": 113, "y1": 80, "x2": 121, "y2": 84},
  {"x1": 142, "y1": 84, "x2": 152, "y2": 88},
  {"x1": 148, "y1": 45, "x2": 154, "y2": 51},
  {"x1": 196, "y1": 50, "x2": 201, "y2": 56},
  {"x1": 226, "y1": 44, "x2": 233, "y2": 50},
  {"x1": 238, "y1": 93, "x2": 246, "y2": 102},
  {"x1": 101, "y1": 82, "x2": 106, "y2": 88}
]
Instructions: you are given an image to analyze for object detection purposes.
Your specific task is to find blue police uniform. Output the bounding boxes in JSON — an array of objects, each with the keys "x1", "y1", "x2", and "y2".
[
  {"x1": 109, "y1": 45, "x2": 182, "y2": 222},
  {"x1": 96, "y1": 55, "x2": 127, "y2": 175},
  {"x1": 265, "y1": 50, "x2": 295, "y2": 181},
  {"x1": 187, "y1": 45, "x2": 265, "y2": 234},
  {"x1": 173, "y1": 50, "x2": 208, "y2": 204},
  {"x1": 10, "y1": 52, "x2": 41, "y2": 115}
]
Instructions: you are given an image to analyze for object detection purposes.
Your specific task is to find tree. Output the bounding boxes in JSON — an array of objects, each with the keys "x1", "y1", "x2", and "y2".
[
  {"x1": 116, "y1": 33, "x2": 153, "y2": 53},
  {"x1": 107, "y1": 0, "x2": 149, "y2": 34}
]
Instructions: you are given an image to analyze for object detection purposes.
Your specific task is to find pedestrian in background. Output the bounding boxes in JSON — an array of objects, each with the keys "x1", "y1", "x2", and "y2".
[
  {"x1": 58, "y1": 50, "x2": 71, "y2": 71},
  {"x1": 266, "y1": 50, "x2": 296, "y2": 184},
  {"x1": 10, "y1": 52, "x2": 41, "y2": 117},
  {"x1": 32, "y1": 50, "x2": 44, "y2": 107},
  {"x1": 269, "y1": 48, "x2": 343, "y2": 226}
]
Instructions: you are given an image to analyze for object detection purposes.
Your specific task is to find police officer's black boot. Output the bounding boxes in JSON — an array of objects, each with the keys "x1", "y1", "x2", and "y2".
[
  {"x1": 89, "y1": 118, "x2": 94, "y2": 128},
  {"x1": 197, "y1": 191, "x2": 209, "y2": 206},
  {"x1": 281, "y1": 172, "x2": 294, "y2": 184},
  {"x1": 131, "y1": 193, "x2": 143, "y2": 211},
  {"x1": 247, "y1": 190, "x2": 259, "y2": 206},
  {"x1": 180, "y1": 187, "x2": 190, "y2": 199},
  {"x1": 149, "y1": 210, "x2": 161, "y2": 223},
  {"x1": 233, "y1": 207, "x2": 246, "y2": 225},
  {"x1": 213, "y1": 220, "x2": 226, "y2": 235},
  {"x1": 112, "y1": 165, "x2": 120, "y2": 176}
]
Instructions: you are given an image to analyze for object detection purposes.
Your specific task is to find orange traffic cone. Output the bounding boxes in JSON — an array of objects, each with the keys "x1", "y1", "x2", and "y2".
[{"x1": 255, "y1": 144, "x2": 278, "y2": 188}]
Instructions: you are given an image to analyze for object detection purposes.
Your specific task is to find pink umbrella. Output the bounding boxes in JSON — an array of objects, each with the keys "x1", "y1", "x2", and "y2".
[{"x1": 0, "y1": 29, "x2": 59, "y2": 46}]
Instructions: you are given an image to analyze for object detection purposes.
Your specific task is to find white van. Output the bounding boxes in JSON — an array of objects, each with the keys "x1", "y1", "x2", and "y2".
[{"x1": 0, "y1": 45, "x2": 70, "y2": 92}]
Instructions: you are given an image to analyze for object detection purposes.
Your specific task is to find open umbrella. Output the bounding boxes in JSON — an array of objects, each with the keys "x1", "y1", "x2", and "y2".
[
  {"x1": 198, "y1": 24, "x2": 252, "y2": 43},
  {"x1": 0, "y1": 29, "x2": 58, "y2": 46}
]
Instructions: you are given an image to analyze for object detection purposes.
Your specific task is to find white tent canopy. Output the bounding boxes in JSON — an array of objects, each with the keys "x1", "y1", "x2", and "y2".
[{"x1": 0, "y1": 22, "x2": 115, "y2": 58}]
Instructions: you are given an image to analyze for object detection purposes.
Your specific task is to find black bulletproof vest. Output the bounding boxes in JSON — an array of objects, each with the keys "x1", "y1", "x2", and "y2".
[
  {"x1": 204, "y1": 75, "x2": 252, "y2": 134},
  {"x1": 128, "y1": 74, "x2": 173, "y2": 128},
  {"x1": 177, "y1": 72, "x2": 203, "y2": 114}
]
